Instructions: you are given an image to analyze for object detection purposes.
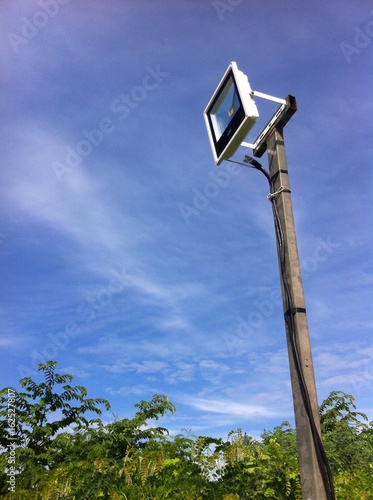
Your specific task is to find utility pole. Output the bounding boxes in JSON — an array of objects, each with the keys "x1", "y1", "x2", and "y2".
[{"x1": 266, "y1": 127, "x2": 329, "y2": 499}]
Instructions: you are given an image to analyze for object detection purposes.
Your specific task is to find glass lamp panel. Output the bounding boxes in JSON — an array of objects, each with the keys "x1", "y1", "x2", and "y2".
[{"x1": 210, "y1": 77, "x2": 241, "y2": 141}]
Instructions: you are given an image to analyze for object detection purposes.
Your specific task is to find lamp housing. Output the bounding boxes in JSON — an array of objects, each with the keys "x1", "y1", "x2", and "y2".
[{"x1": 204, "y1": 62, "x2": 259, "y2": 165}]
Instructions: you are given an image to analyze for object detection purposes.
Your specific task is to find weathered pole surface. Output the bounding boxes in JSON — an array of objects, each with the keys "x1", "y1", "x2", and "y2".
[{"x1": 266, "y1": 127, "x2": 328, "y2": 500}]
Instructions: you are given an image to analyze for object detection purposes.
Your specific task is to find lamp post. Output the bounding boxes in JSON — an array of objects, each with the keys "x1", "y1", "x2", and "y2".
[
  {"x1": 204, "y1": 62, "x2": 334, "y2": 500},
  {"x1": 264, "y1": 127, "x2": 332, "y2": 499}
]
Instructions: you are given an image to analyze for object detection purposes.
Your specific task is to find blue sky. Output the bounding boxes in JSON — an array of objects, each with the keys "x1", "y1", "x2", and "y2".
[{"x1": 1, "y1": 0, "x2": 372, "y2": 439}]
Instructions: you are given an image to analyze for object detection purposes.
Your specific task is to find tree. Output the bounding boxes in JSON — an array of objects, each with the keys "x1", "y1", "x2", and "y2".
[
  {"x1": 1, "y1": 363, "x2": 372, "y2": 499},
  {"x1": 320, "y1": 391, "x2": 373, "y2": 474},
  {"x1": 0, "y1": 361, "x2": 110, "y2": 495},
  {"x1": 0, "y1": 362, "x2": 179, "y2": 498},
  {"x1": 102, "y1": 394, "x2": 176, "y2": 460},
  {"x1": 320, "y1": 391, "x2": 373, "y2": 499},
  {"x1": 213, "y1": 429, "x2": 301, "y2": 499}
]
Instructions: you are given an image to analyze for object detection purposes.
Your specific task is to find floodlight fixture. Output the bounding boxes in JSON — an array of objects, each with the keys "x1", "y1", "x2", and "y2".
[
  {"x1": 204, "y1": 62, "x2": 297, "y2": 163},
  {"x1": 204, "y1": 61, "x2": 259, "y2": 165}
]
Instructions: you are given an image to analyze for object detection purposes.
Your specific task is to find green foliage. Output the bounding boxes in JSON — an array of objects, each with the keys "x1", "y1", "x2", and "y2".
[
  {"x1": 1, "y1": 364, "x2": 372, "y2": 499},
  {"x1": 0, "y1": 361, "x2": 110, "y2": 449},
  {"x1": 103, "y1": 394, "x2": 176, "y2": 460},
  {"x1": 213, "y1": 429, "x2": 301, "y2": 499},
  {"x1": 320, "y1": 391, "x2": 373, "y2": 476},
  {"x1": 333, "y1": 467, "x2": 373, "y2": 500},
  {"x1": 0, "y1": 361, "x2": 110, "y2": 495}
]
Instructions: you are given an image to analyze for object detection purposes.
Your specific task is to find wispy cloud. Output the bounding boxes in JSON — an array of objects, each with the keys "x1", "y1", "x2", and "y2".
[
  {"x1": 183, "y1": 396, "x2": 283, "y2": 420},
  {"x1": 105, "y1": 384, "x2": 160, "y2": 397},
  {"x1": 314, "y1": 343, "x2": 373, "y2": 397},
  {"x1": 102, "y1": 360, "x2": 168, "y2": 375}
]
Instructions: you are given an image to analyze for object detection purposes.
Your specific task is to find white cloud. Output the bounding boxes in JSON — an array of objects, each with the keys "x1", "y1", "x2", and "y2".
[
  {"x1": 105, "y1": 384, "x2": 159, "y2": 397},
  {"x1": 314, "y1": 343, "x2": 373, "y2": 397},
  {"x1": 184, "y1": 397, "x2": 281, "y2": 420}
]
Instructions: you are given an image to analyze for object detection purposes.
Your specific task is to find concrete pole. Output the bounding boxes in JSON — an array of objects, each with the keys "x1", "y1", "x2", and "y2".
[{"x1": 266, "y1": 128, "x2": 328, "y2": 499}]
